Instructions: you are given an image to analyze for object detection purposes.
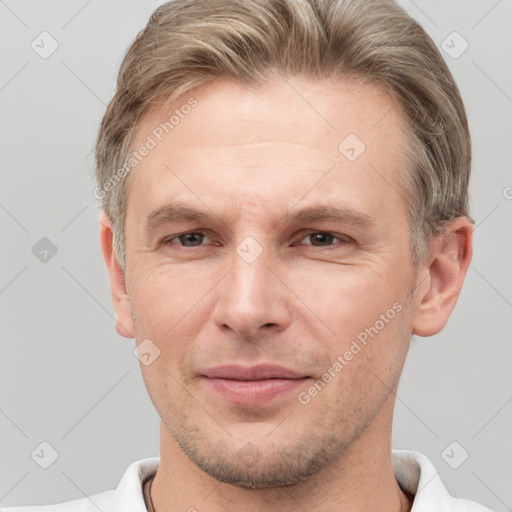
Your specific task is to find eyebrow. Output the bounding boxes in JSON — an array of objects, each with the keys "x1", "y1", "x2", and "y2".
[
  {"x1": 146, "y1": 204, "x2": 218, "y2": 229},
  {"x1": 288, "y1": 205, "x2": 375, "y2": 229},
  {"x1": 145, "y1": 202, "x2": 375, "y2": 231}
]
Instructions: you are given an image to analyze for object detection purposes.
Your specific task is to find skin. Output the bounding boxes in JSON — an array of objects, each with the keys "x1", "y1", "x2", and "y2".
[{"x1": 100, "y1": 76, "x2": 472, "y2": 512}]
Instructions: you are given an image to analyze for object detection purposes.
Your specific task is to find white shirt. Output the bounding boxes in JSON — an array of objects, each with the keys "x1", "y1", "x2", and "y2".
[{"x1": 1, "y1": 451, "x2": 496, "y2": 511}]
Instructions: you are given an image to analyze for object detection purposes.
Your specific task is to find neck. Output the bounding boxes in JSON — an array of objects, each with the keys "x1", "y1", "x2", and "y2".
[{"x1": 150, "y1": 399, "x2": 412, "y2": 512}]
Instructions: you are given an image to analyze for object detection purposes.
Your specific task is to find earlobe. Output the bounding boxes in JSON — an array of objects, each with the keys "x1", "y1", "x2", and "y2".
[
  {"x1": 412, "y1": 218, "x2": 473, "y2": 337},
  {"x1": 99, "y1": 213, "x2": 134, "y2": 339}
]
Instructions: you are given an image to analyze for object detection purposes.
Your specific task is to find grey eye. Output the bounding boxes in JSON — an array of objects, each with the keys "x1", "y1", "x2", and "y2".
[
  {"x1": 175, "y1": 232, "x2": 206, "y2": 246},
  {"x1": 303, "y1": 232, "x2": 338, "y2": 246}
]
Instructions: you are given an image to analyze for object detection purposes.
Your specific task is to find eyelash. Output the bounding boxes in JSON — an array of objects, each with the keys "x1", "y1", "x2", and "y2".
[{"x1": 163, "y1": 231, "x2": 351, "y2": 248}]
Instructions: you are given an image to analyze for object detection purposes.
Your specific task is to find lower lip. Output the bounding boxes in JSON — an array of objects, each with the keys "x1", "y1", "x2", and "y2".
[{"x1": 203, "y1": 377, "x2": 308, "y2": 405}]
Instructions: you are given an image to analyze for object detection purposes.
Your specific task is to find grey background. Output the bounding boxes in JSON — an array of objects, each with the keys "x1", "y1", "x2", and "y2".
[{"x1": 0, "y1": 0, "x2": 511, "y2": 509}]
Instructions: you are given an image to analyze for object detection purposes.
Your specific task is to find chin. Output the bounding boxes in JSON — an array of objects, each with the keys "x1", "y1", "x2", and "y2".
[{"x1": 172, "y1": 424, "x2": 349, "y2": 489}]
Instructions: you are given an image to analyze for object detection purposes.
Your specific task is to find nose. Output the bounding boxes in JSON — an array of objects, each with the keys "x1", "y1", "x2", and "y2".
[{"x1": 212, "y1": 244, "x2": 291, "y2": 338}]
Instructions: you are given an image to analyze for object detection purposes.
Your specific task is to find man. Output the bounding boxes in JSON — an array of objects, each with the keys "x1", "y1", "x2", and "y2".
[{"x1": 4, "y1": 0, "x2": 496, "y2": 510}]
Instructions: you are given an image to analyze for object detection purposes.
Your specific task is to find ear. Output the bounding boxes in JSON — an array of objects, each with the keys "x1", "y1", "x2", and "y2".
[
  {"x1": 412, "y1": 217, "x2": 473, "y2": 337},
  {"x1": 99, "y1": 213, "x2": 134, "y2": 338}
]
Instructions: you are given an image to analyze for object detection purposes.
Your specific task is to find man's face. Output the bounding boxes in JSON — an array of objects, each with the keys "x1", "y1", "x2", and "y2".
[{"x1": 121, "y1": 76, "x2": 420, "y2": 487}]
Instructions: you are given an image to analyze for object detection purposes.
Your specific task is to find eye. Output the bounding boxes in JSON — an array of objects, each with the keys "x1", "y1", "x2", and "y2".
[
  {"x1": 166, "y1": 232, "x2": 211, "y2": 247},
  {"x1": 300, "y1": 232, "x2": 347, "y2": 247}
]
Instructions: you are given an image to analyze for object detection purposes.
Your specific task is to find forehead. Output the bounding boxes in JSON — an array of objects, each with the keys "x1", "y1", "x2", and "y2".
[{"x1": 127, "y1": 76, "x2": 409, "y2": 226}]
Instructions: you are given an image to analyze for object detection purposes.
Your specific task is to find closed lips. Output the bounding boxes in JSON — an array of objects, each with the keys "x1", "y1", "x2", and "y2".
[{"x1": 202, "y1": 364, "x2": 308, "y2": 380}]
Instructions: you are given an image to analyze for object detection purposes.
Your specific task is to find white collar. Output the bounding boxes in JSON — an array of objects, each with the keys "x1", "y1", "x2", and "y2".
[
  {"x1": 113, "y1": 450, "x2": 494, "y2": 511},
  {"x1": 16, "y1": 450, "x2": 491, "y2": 511}
]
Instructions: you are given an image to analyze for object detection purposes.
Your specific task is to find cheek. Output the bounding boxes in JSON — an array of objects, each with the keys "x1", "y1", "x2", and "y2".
[
  {"x1": 290, "y1": 262, "x2": 410, "y2": 336},
  {"x1": 314, "y1": 300, "x2": 413, "y2": 413},
  {"x1": 139, "y1": 359, "x2": 192, "y2": 428},
  {"x1": 129, "y1": 264, "x2": 217, "y2": 337},
  {"x1": 291, "y1": 262, "x2": 414, "y2": 394}
]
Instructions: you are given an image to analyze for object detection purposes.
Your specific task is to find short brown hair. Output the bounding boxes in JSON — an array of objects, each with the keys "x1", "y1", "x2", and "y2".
[{"x1": 95, "y1": 0, "x2": 471, "y2": 268}]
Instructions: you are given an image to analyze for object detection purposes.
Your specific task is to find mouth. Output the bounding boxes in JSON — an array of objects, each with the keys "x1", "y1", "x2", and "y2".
[{"x1": 201, "y1": 364, "x2": 311, "y2": 405}]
